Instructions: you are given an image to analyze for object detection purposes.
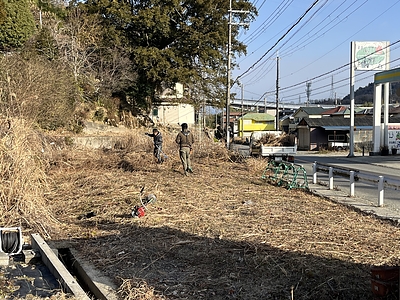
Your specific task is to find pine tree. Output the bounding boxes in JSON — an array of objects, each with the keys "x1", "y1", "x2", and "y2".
[
  {"x1": 0, "y1": 0, "x2": 36, "y2": 51},
  {"x1": 82, "y1": 0, "x2": 256, "y2": 110}
]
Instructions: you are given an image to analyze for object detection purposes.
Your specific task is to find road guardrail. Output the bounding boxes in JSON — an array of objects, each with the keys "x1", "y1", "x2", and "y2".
[{"x1": 312, "y1": 161, "x2": 400, "y2": 207}]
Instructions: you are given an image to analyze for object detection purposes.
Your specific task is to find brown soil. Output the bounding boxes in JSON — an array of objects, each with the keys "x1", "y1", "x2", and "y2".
[{"x1": 3, "y1": 124, "x2": 400, "y2": 300}]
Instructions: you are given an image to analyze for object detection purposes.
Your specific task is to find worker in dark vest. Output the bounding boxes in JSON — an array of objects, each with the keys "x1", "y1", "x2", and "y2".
[
  {"x1": 145, "y1": 128, "x2": 164, "y2": 164},
  {"x1": 175, "y1": 123, "x2": 195, "y2": 176}
]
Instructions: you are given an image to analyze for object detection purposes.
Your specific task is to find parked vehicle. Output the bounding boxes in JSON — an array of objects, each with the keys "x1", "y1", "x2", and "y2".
[
  {"x1": 328, "y1": 142, "x2": 349, "y2": 150},
  {"x1": 249, "y1": 131, "x2": 297, "y2": 162}
]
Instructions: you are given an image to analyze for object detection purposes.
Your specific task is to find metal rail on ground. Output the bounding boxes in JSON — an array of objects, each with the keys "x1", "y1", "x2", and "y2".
[{"x1": 262, "y1": 160, "x2": 308, "y2": 190}]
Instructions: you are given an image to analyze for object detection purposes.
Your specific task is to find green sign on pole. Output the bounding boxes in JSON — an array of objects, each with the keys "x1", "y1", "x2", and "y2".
[{"x1": 354, "y1": 41, "x2": 389, "y2": 71}]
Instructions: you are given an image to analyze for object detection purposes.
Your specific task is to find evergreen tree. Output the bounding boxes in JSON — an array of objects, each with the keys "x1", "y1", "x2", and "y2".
[
  {"x1": 0, "y1": 0, "x2": 36, "y2": 51},
  {"x1": 81, "y1": 0, "x2": 256, "y2": 111}
]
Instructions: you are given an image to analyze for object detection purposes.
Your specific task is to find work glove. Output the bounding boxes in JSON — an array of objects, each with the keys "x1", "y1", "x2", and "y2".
[{"x1": 145, "y1": 133, "x2": 149, "y2": 136}]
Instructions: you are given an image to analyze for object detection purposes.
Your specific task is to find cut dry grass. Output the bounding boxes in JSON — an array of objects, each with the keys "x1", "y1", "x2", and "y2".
[
  {"x1": 0, "y1": 118, "x2": 58, "y2": 237},
  {"x1": 44, "y1": 128, "x2": 400, "y2": 300},
  {"x1": 2, "y1": 123, "x2": 400, "y2": 299}
]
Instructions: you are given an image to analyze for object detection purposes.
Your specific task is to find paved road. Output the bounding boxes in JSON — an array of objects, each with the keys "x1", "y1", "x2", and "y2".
[
  {"x1": 231, "y1": 143, "x2": 400, "y2": 223},
  {"x1": 296, "y1": 151, "x2": 400, "y2": 211}
]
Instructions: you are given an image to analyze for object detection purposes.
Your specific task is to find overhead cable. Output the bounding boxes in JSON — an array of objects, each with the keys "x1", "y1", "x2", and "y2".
[{"x1": 235, "y1": 0, "x2": 321, "y2": 84}]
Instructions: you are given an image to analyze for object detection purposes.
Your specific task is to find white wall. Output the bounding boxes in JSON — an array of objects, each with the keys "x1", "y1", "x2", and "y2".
[{"x1": 154, "y1": 103, "x2": 195, "y2": 126}]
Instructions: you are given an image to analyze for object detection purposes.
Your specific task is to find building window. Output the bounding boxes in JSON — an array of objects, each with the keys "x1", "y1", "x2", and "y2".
[{"x1": 328, "y1": 134, "x2": 345, "y2": 142}]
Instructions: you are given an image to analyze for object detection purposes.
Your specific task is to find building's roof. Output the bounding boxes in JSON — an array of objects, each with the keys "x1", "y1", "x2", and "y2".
[
  {"x1": 299, "y1": 117, "x2": 372, "y2": 129},
  {"x1": 229, "y1": 111, "x2": 244, "y2": 116},
  {"x1": 242, "y1": 113, "x2": 275, "y2": 121},
  {"x1": 339, "y1": 107, "x2": 373, "y2": 115},
  {"x1": 293, "y1": 106, "x2": 326, "y2": 116},
  {"x1": 280, "y1": 114, "x2": 292, "y2": 121},
  {"x1": 390, "y1": 105, "x2": 400, "y2": 114},
  {"x1": 322, "y1": 106, "x2": 348, "y2": 115},
  {"x1": 299, "y1": 116, "x2": 400, "y2": 130}
]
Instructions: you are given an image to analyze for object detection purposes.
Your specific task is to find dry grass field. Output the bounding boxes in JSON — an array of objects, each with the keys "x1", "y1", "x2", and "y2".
[{"x1": 1, "y1": 120, "x2": 400, "y2": 299}]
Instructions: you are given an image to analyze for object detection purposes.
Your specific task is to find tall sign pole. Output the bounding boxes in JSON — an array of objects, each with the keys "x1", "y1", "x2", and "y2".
[
  {"x1": 275, "y1": 54, "x2": 279, "y2": 131},
  {"x1": 241, "y1": 83, "x2": 244, "y2": 137},
  {"x1": 350, "y1": 41, "x2": 390, "y2": 156},
  {"x1": 349, "y1": 42, "x2": 355, "y2": 157}
]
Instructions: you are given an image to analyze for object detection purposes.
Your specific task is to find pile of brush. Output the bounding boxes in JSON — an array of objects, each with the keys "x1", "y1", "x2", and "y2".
[{"x1": 255, "y1": 133, "x2": 295, "y2": 147}]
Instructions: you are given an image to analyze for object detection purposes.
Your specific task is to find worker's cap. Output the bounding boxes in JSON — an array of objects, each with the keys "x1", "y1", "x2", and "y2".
[
  {"x1": 152, "y1": 128, "x2": 159, "y2": 133},
  {"x1": 181, "y1": 123, "x2": 188, "y2": 130}
]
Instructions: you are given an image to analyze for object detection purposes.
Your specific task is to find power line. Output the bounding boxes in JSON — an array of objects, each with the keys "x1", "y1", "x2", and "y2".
[
  {"x1": 251, "y1": 41, "x2": 400, "y2": 105},
  {"x1": 233, "y1": 1, "x2": 400, "y2": 105},
  {"x1": 279, "y1": 56, "x2": 400, "y2": 102},
  {"x1": 245, "y1": 0, "x2": 400, "y2": 103},
  {"x1": 278, "y1": 0, "x2": 360, "y2": 58},
  {"x1": 235, "y1": 0, "x2": 321, "y2": 83},
  {"x1": 239, "y1": 0, "x2": 366, "y2": 83},
  {"x1": 242, "y1": 0, "x2": 294, "y2": 45}
]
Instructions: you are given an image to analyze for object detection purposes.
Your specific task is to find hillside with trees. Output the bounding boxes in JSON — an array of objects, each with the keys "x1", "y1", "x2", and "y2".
[
  {"x1": 0, "y1": 0, "x2": 256, "y2": 132},
  {"x1": 314, "y1": 82, "x2": 400, "y2": 106}
]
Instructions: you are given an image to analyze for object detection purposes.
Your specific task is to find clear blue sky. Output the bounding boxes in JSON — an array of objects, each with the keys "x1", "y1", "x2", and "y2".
[{"x1": 231, "y1": 0, "x2": 400, "y2": 106}]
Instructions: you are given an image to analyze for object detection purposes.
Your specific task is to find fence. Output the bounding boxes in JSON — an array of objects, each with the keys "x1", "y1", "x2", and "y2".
[{"x1": 312, "y1": 161, "x2": 400, "y2": 207}]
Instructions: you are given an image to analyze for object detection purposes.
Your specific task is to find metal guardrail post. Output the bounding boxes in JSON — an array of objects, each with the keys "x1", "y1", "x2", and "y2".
[
  {"x1": 378, "y1": 176, "x2": 384, "y2": 207},
  {"x1": 329, "y1": 167, "x2": 334, "y2": 190},
  {"x1": 350, "y1": 171, "x2": 355, "y2": 197},
  {"x1": 312, "y1": 162, "x2": 317, "y2": 184}
]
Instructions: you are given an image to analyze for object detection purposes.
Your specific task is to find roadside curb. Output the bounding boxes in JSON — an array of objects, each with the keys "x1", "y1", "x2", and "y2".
[{"x1": 308, "y1": 183, "x2": 400, "y2": 224}]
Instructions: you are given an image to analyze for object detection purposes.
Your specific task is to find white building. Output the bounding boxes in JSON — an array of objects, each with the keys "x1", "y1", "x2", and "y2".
[{"x1": 152, "y1": 83, "x2": 195, "y2": 126}]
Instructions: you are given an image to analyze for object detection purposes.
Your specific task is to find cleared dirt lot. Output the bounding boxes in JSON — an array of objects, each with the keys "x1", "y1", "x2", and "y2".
[
  {"x1": 1, "y1": 123, "x2": 399, "y2": 300},
  {"x1": 38, "y1": 128, "x2": 400, "y2": 300}
]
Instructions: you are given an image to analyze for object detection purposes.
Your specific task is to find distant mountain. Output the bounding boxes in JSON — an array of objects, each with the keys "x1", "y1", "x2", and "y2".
[
  {"x1": 342, "y1": 83, "x2": 374, "y2": 105},
  {"x1": 314, "y1": 82, "x2": 400, "y2": 106}
]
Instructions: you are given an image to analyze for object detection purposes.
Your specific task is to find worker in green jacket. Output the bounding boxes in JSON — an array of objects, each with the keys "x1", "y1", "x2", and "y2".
[{"x1": 176, "y1": 123, "x2": 195, "y2": 176}]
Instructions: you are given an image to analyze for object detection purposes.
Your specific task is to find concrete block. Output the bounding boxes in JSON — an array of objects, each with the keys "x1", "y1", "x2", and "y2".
[
  {"x1": 0, "y1": 252, "x2": 9, "y2": 266},
  {"x1": 30, "y1": 233, "x2": 90, "y2": 300},
  {"x1": 22, "y1": 249, "x2": 41, "y2": 264}
]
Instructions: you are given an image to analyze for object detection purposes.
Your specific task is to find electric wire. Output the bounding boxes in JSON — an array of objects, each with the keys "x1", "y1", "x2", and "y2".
[
  {"x1": 281, "y1": 43, "x2": 400, "y2": 98},
  {"x1": 272, "y1": 0, "x2": 330, "y2": 53},
  {"x1": 232, "y1": 1, "x2": 400, "y2": 108},
  {"x1": 237, "y1": 0, "x2": 400, "y2": 97},
  {"x1": 239, "y1": 0, "x2": 367, "y2": 85},
  {"x1": 265, "y1": 55, "x2": 400, "y2": 103},
  {"x1": 236, "y1": 0, "x2": 321, "y2": 83},
  {"x1": 242, "y1": 0, "x2": 294, "y2": 45},
  {"x1": 237, "y1": 0, "x2": 350, "y2": 73},
  {"x1": 252, "y1": 40, "x2": 400, "y2": 104},
  {"x1": 278, "y1": 0, "x2": 360, "y2": 58},
  {"x1": 279, "y1": 0, "x2": 392, "y2": 81}
]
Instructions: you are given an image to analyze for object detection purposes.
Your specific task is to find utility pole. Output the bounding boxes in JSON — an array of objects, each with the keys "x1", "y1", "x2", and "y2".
[
  {"x1": 330, "y1": 75, "x2": 335, "y2": 103},
  {"x1": 275, "y1": 54, "x2": 279, "y2": 131},
  {"x1": 241, "y1": 84, "x2": 244, "y2": 137},
  {"x1": 306, "y1": 81, "x2": 312, "y2": 106},
  {"x1": 202, "y1": 97, "x2": 206, "y2": 129},
  {"x1": 264, "y1": 97, "x2": 266, "y2": 113},
  {"x1": 226, "y1": 0, "x2": 232, "y2": 149},
  {"x1": 225, "y1": 0, "x2": 249, "y2": 149}
]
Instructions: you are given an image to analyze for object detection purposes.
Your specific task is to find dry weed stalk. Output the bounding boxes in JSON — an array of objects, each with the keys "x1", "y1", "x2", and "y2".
[
  {"x1": 0, "y1": 118, "x2": 54, "y2": 235},
  {"x1": 117, "y1": 277, "x2": 164, "y2": 300}
]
